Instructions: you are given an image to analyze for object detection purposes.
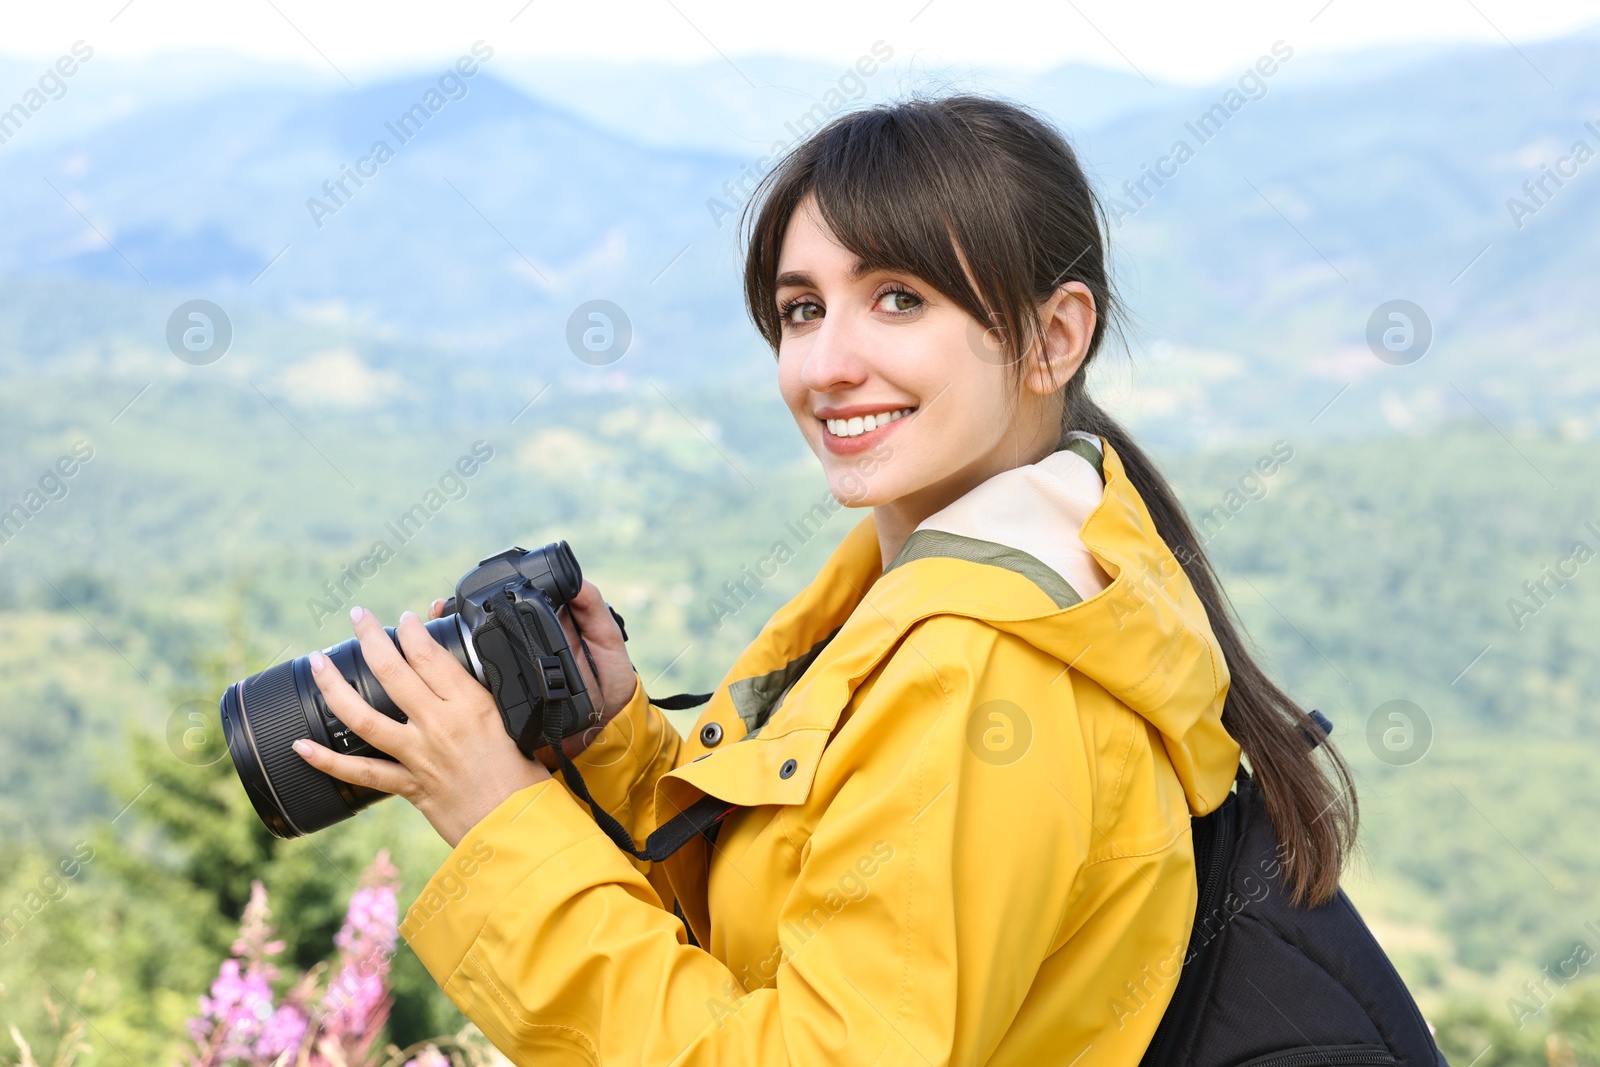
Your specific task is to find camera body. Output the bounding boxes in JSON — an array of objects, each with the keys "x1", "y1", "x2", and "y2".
[
  {"x1": 444, "y1": 543, "x2": 600, "y2": 755},
  {"x1": 220, "y1": 541, "x2": 609, "y2": 838}
]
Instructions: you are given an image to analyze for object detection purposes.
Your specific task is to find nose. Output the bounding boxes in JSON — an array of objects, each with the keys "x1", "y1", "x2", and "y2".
[{"x1": 797, "y1": 310, "x2": 870, "y2": 396}]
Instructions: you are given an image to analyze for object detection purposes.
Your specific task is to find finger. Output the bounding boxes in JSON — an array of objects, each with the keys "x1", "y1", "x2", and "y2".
[
  {"x1": 395, "y1": 610, "x2": 482, "y2": 702},
  {"x1": 566, "y1": 582, "x2": 623, "y2": 646},
  {"x1": 291, "y1": 737, "x2": 414, "y2": 796},
  {"x1": 308, "y1": 650, "x2": 413, "y2": 757},
  {"x1": 349, "y1": 605, "x2": 441, "y2": 714},
  {"x1": 428, "y1": 597, "x2": 446, "y2": 621}
]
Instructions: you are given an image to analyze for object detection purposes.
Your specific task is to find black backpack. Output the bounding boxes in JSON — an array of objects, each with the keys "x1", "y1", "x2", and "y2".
[{"x1": 1140, "y1": 760, "x2": 1449, "y2": 1067}]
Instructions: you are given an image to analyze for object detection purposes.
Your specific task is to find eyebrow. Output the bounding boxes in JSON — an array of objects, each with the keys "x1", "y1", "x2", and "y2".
[{"x1": 774, "y1": 260, "x2": 880, "y2": 291}]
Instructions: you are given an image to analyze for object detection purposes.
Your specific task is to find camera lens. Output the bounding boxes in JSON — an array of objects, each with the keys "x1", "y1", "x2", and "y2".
[{"x1": 219, "y1": 615, "x2": 474, "y2": 838}]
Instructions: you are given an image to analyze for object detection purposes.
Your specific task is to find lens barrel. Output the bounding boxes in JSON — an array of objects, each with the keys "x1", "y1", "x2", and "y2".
[{"x1": 219, "y1": 615, "x2": 473, "y2": 838}]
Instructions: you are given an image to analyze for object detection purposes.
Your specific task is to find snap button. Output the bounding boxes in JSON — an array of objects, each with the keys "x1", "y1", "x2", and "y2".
[
  {"x1": 779, "y1": 758, "x2": 798, "y2": 779},
  {"x1": 699, "y1": 722, "x2": 724, "y2": 747}
]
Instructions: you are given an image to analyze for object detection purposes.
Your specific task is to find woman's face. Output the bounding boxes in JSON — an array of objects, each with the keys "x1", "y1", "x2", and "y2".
[{"x1": 774, "y1": 194, "x2": 1071, "y2": 527}]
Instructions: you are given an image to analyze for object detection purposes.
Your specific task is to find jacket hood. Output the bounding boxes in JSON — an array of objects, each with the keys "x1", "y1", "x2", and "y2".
[
  {"x1": 669, "y1": 432, "x2": 1240, "y2": 818},
  {"x1": 896, "y1": 432, "x2": 1239, "y2": 815}
]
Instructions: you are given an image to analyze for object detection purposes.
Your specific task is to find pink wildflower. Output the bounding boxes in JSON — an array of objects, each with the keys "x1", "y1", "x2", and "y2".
[
  {"x1": 181, "y1": 853, "x2": 405, "y2": 1067},
  {"x1": 313, "y1": 850, "x2": 401, "y2": 1064},
  {"x1": 183, "y1": 880, "x2": 283, "y2": 1066}
]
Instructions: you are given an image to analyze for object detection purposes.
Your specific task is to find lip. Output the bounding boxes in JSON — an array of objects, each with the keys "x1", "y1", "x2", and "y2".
[{"x1": 817, "y1": 405, "x2": 915, "y2": 456}]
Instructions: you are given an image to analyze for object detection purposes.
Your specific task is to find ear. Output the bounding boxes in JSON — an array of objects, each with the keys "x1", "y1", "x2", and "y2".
[{"x1": 1023, "y1": 282, "x2": 1096, "y2": 397}]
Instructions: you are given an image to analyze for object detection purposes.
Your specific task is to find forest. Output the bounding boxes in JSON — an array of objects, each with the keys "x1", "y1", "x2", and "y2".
[{"x1": 3, "y1": 377, "x2": 1600, "y2": 1061}]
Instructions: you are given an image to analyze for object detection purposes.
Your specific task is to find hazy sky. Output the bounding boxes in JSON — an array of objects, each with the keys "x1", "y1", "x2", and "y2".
[{"x1": 4, "y1": 0, "x2": 1599, "y2": 83}]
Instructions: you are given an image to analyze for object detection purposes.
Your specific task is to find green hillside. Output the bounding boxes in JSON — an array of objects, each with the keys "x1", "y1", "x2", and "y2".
[{"x1": 5, "y1": 346, "x2": 1600, "y2": 1056}]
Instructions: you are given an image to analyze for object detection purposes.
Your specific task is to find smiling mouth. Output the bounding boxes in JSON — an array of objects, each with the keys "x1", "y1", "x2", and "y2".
[{"x1": 822, "y1": 407, "x2": 916, "y2": 439}]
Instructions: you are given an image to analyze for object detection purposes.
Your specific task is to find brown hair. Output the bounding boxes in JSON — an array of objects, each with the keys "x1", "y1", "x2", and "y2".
[{"x1": 738, "y1": 93, "x2": 1356, "y2": 907}]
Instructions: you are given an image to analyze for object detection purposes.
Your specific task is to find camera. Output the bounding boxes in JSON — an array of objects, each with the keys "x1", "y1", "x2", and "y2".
[{"x1": 219, "y1": 541, "x2": 612, "y2": 838}]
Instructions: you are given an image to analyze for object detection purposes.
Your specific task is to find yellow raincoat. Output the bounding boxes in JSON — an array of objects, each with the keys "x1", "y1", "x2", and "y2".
[{"x1": 401, "y1": 433, "x2": 1241, "y2": 1064}]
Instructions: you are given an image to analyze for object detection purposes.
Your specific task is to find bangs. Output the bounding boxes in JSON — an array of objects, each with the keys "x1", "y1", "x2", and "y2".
[{"x1": 742, "y1": 98, "x2": 1045, "y2": 366}]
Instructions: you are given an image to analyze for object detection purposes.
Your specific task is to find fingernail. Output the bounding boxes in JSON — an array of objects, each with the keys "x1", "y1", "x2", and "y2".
[
  {"x1": 350, "y1": 606, "x2": 364, "y2": 624},
  {"x1": 292, "y1": 739, "x2": 311, "y2": 754},
  {"x1": 309, "y1": 651, "x2": 327, "y2": 674},
  {"x1": 400, "y1": 610, "x2": 417, "y2": 624}
]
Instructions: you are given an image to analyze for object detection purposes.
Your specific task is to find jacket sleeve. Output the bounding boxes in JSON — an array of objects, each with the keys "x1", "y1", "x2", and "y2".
[
  {"x1": 551, "y1": 673, "x2": 690, "y2": 905},
  {"x1": 401, "y1": 618, "x2": 1095, "y2": 1065}
]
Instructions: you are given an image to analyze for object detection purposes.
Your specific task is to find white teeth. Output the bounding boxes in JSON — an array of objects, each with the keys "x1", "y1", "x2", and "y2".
[{"x1": 823, "y1": 407, "x2": 915, "y2": 438}]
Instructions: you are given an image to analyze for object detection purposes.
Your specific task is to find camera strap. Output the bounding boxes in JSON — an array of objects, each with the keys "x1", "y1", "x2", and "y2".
[
  {"x1": 652, "y1": 691, "x2": 716, "y2": 710},
  {"x1": 483, "y1": 591, "x2": 736, "y2": 863}
]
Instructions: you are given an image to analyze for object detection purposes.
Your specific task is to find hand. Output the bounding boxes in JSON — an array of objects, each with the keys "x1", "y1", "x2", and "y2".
[
  {"x1": 429, "y1": 579, "x2": 639, "y2": 771},
  {"x1": 292, "y1": 606, "x2": 551, "y2": 848}
]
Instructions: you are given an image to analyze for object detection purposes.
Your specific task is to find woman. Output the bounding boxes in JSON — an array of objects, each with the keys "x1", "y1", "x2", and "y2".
[{"x1": 290, "y1": 94, "x2": 1357, "y2": 1064}]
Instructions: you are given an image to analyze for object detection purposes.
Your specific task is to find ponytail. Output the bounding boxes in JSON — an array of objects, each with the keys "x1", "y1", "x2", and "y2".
[
  {"x1": 1069, "y1": 393, "x2": 1357, "y2": 907},
  {"x1": 738, "y1": 92, "x2": 1357, "y2": 906}
]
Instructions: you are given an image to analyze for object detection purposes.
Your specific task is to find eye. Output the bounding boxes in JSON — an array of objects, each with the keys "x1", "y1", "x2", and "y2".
[
  {"x1": 874, "y1": 286, "x2": 922, "y2": 314},
  {"x1": 778, "y1": 296, "x2": 822, "y2": 327}
]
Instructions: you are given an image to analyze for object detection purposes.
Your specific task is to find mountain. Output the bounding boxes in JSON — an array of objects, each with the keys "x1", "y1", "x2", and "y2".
[
  {"x1": 2, "y1": 31, "x2": 1598, "y2": 442},
  {"x1": 491, "y1": 52, "x2": 1188, "y2": 151},
  {"x1": 0, "y1": 66, "x2": 766, "y2": 389},
  {"x1": 1074, "y1": 33, "x2": 1600, "y2": 445}
]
